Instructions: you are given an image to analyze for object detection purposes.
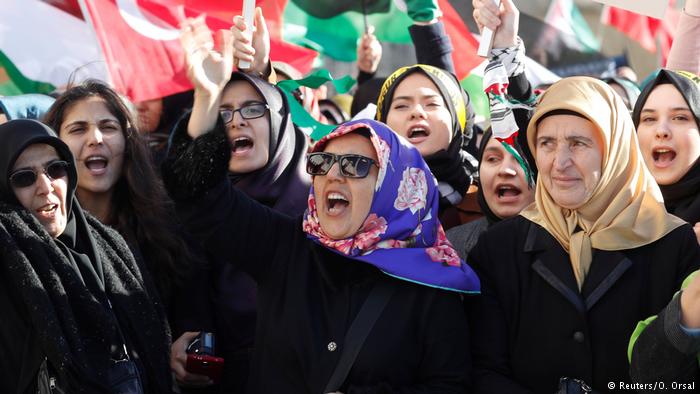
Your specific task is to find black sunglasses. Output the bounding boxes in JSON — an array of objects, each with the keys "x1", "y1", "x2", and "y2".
[
  {"x1": 9, "y1": 160, "x2": 70, "y2": 189},
  {"x1": 219, "y1": 103, "x2": 269, "y2": 124},
  {"x1": 306, "y1": 152, "x2": 378, "y2": 178}
]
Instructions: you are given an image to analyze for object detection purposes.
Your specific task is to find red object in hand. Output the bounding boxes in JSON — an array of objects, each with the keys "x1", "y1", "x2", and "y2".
[{"x1": 186, "y1": 353, "x2": 225, "y2": 384}]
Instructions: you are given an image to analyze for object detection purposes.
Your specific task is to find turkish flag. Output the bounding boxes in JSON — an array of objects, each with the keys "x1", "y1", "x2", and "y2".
[{"x1": 82, "y1": 0, "x2": 317, "y2": 102}]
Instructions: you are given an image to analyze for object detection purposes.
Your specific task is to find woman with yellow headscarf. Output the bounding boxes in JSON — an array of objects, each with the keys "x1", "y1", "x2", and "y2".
[{"x1": 468, "y1": 76, "x2": 700, "y2": 393}]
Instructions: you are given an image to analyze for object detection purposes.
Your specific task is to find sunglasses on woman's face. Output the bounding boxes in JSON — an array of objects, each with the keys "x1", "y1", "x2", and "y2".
[
  {"x1": 9, "y1": 161, "x2": 70, "y2": 189},
  {"x1": 219, "y1": 103, "x2": 269, "y2": 124},
  {"x1": 306, "y1": 152, "x2": 378, "y2": 178}
]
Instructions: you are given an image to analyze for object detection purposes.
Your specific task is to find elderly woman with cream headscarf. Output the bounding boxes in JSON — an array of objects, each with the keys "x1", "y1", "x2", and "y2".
[{"x1": 467, "y1": 76, "x2": 700, "y2": 393}]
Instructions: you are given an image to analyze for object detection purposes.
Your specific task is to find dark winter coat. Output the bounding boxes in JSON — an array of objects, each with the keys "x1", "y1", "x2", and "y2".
[
  {"x1": 162, "y1": 124, "x2": 471, "y2": 394},
  {"x1": 468, "y1": 215, "x2": 700, "y2": 393}
]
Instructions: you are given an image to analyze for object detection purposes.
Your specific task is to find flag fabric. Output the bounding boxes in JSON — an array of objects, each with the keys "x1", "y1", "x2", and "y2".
[
  {"x1": 281, "y1": 0, "x2": 481, "y2": 81},
  {"x1": 462, "y1": 54, "x2": 560, "y2": 123},
  {"x1": 601, "y1": 5, "x2": 660, "y2": 52},
  {"x1": 290, "y1": 0, "x2": 390, "y2": 19},
  {"x1": 0, "y1": 0, "x2": 109, "y2": 95},
  {"x1": 81, "y1": 0, "x2": 318, "y2": 102},
  {"x1": 601, "y1": 1, "x2": 679, "y2": 64},
  {"x1": 539, "y1": 0, "x2": 600, "y2": 54}
]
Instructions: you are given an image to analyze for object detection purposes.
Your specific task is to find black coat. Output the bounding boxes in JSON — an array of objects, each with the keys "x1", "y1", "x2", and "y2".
[
  {"x1": 0, "y1": 206, "x2": 172, "y2": 394},
  {"x1": 467, "y1": 215, "x2": 700, "y2": 393},
  {"x1": 164, "y1": 175, "x2": 471, "y2": 393}
]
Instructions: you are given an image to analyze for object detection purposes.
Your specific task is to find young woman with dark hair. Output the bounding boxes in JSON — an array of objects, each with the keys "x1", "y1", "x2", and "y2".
[{"x1": 43, "y1": 80, "x2": 211, "y2": 337}]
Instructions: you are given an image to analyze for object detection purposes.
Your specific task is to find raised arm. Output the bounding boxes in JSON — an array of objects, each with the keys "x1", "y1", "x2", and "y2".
[
  {"x1": 666, "y1": 0, "x2": 700, "y2": 74},
  {"x1": 356, "y1": 26, "x2": 383, "y2": 85},
  {"x1": 162, "y1": 110, "x2": 299, "y2": 284},
  {"x1": 180, "y1": 16, "x2": 234, "y2": 139}
]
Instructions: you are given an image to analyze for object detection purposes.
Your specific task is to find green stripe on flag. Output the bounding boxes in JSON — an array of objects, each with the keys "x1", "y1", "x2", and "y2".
[
  {"x1": 0, "y1": 51, "x2": 55, "y2": 96},
  {"x1": 283, "y1": 0, "x2": 413, "y2": 62},
  {"x1": 277, "y1": 69, "x2": 356, "y2": 140},
  {"x1": 460, "y1": 74, "x2": 489, "y2": 124}
]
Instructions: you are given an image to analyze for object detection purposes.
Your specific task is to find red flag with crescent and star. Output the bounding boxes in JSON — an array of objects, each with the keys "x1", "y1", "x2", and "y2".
[{"x1": 80, "y1": 0, "x2": 318, "y2": 102}]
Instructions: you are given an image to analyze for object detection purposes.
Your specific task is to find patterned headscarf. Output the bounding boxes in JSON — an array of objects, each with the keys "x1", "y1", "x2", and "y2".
[{"x1": 302, "y1": 119, "x2": 480, "y2": 294}]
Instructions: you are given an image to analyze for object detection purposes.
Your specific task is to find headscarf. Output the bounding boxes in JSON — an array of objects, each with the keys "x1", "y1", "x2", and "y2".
[
  {"x1": 632, "y1": 69, "x2": 700, "y2": 224},
  {"x1": 0, "y1": 94, "x2": 55, "y2": 121},
  {"x1": 0, "y1": 119, "x2": 171, "y2": 392},
  {"x1": 476, "y1": 127, "x2": 536, "y2": 225},
  {"x1": 602, "y1": 76, "x2": 641, "y2": 110},
  {"x1": 302, "y1": 119, "x2": 480, "y2": 294},
  {"x1": 521, "y1": 77, "x2": 685, "y2": 290},
  {"x1": 375, "y1": 65, "x2": 478, "y2": 210},
  {"x1": 227, "y1": 72, "x2": 311, "y2": 215}
]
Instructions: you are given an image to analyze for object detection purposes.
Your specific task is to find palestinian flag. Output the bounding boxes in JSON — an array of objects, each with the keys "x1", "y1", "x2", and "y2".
[{"x1": 0, "y1": 0, "x2": 109, "y2": 96}]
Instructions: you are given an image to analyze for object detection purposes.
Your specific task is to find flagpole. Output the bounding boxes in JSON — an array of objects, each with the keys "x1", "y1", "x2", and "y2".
[
  {"x1": 361, "y1": 0, "x2": 369, "y2": 34},
  {"x1": 75, "y1": 0, "x2": 114, "y2": 87}
]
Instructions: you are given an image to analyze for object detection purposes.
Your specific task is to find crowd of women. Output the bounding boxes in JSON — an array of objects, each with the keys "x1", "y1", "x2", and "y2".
[{"x1": 1, "y1": 0, "x2": 700, "y2": 392}]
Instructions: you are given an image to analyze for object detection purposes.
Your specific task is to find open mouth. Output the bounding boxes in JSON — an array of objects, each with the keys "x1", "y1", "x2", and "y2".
[
  {"x1": 36, "y1": 203, "x2": 58, "y2": 217},
  {"x1": 85, "y1": 155, "x2": 108, "y2": 175},
  {"x1": 326, "y1": 191, "x2": 350, "y2": 215},
  {"x1": 232, "y1": 136, "x2": 254, "y2": 154},
  {"x1": 407, "y1": 126, "x2": 430, "y2": 142},
  {"x1": 652, "y1": 147, "x2": 676, "y2": 167},
  {"x1": 496, "y1": 184, "x2": 522, "y2": 200}
]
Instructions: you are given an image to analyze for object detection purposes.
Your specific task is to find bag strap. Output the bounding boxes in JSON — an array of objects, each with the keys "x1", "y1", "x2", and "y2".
[{"x1": 323, "y1": 280, "x2": 395, "y2": 393}]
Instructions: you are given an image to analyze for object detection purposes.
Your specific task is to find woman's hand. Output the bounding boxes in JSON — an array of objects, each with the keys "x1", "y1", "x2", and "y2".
[
  {"x1": 357, "y1": 26, "x2": 382, "y2": 74},
  {"x1": 171, "y1": 331, "x2": 214, "y2": 387},
  {"x1": 472, "y1": 0, "x2": 519, "y2": 49},
  {"x1": 180, "y1": 16, "x2": 234, "y2": 97},
  {"x1": 231, "y1": 7, "x2": 271, "y2": 77}
]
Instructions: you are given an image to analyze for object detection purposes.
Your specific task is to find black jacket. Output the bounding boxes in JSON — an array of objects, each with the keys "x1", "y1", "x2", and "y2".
[
  {"x1": 629, "y1": 284, "x2": 700, "y2": 391},
  {"x1": 162, "y1": 131, "x2": 471, "y2": 393},
  {"x1": 0, "y1": 205, "x2": 172, "y2": 394},
  {"x1": 467, "y1": 215, "x2": 700, "y2": 393}
]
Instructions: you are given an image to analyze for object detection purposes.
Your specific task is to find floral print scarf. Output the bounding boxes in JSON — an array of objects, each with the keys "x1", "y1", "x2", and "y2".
[{"x1": 303, "y1": 119, "x2": 480, "y2": 294}]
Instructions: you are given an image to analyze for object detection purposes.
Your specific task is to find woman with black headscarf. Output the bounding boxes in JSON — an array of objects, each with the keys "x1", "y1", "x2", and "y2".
[
  {"x1": 169, "y1": 17, "x2": 311, "y2": 393},
  {"x1": 0, "y1": 119, "x2": 171, "y2": 393},
  {"x1": 633, "y1": 69, "x2": 700, "y2": 242},
  {"x1": 446, "y1": 128, "x2": 535, "y2": 259}
]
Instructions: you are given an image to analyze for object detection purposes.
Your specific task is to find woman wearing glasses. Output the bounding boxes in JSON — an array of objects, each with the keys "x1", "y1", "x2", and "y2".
[
  {"x1": 169, "y1": 17, "x2": 311, "y2": 392},
  {"x1": 0, "y1": 119, "x2": 172, "y2": 393},
  {"x1": 164, "y1": 104, "x2": 479, "y2": 391}
]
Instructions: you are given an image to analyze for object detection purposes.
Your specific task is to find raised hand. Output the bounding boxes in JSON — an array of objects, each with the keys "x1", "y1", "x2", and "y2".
[
  {"x1": 180, "y1": 15, "x2": 234, "y2": 96},
  {"x1": 231, "y1": 7, "x2": 270, "y2": 77},
  {"x1": 472, "y1": 0, "x2": 519, "y2": 48},
  {"x1": 356, "y1": 26, "x2": 383, "y2": 74}
]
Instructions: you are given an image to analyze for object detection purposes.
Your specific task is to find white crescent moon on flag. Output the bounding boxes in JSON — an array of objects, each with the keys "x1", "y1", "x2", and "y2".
[{"x1": 116, "y1": 0, "x2": 180, "y2": 41}]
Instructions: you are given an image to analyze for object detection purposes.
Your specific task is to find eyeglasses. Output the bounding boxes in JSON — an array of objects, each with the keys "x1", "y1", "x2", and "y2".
[
  {"x1": 219, "y1": 103, "x2": 269, "y2": 124},
  {"x1": 306, "y1": 152, "x2": 378, "y2": 178},
  {"x1": 9, "y1": 161, "x2": 70, "y2": 188}
]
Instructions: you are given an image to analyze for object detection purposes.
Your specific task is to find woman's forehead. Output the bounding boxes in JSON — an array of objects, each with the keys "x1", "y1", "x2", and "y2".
[
  {"x1": 13, "y1": 143, "x2": 59, "y2": 169},
  {"x1": 323, "y1": 133, "x2": 377, "y2": 158},
  {"x1": 222, "y1": 80, "x2": 264, "y2": 106}
]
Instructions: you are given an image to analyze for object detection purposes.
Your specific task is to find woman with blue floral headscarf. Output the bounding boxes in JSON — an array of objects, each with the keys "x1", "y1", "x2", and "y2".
[{"x1": 162, "y1": 116, "x2": 479, "y2": 392}]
